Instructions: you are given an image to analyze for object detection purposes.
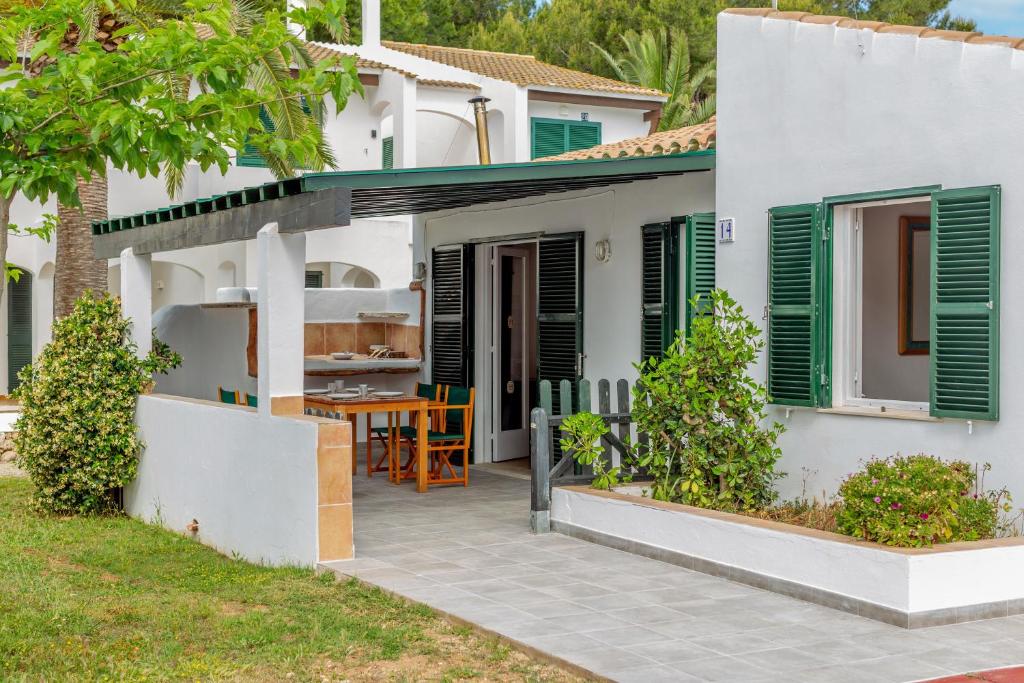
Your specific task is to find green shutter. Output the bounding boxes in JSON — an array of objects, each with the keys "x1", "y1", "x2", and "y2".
[
  {"x1": 305, "y1": 271, "x2": 324, "y2": 288},
  {"x1": 767, "y1": 204, "x2": 822, "y2": 407},
  {"x1": 641, "y1": 222, "x2": 679, "y2": 361},
  {"x1": 431, "y1": 244, "x2": 474, "y2": 386},
  {"x1": 684, "y1": 212, "x2": 716, "y2": 336},
  {"x1": 567, "y1": 121, "x2": 601, "y2": 152},
  {"x1": 930, "y1": 186, "x2": 1000, "y2": 420},
  {"x1": 237, "y1": 107, "x2": 275, "y2": 168},
  {"x1": 382, "y1": 136, "x2": 394, "y2": 170},
  {"x1": 537, "y1": 233, "x2": 583, "y2": 411},
  {"x1": 7, "y1": 270, "x2": 32, "y2": 392},
  {"x1": 530, "y1": 118, "x2": 602, "y2": 159},
  {"x1": 531, "y1": 118, "x2": 566, "y2": 159}
]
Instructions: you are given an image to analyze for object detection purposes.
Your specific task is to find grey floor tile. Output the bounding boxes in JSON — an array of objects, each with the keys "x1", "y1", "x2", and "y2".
[
  {"x1": 690, "y1": 632, "x2": 788, "y2": 656},
  {"x1": 672, "y1": 655, "x2": 773, "y2": 683},
  {"x1": 586, "y1": 625, "x2": 677, "y2": 647},
  {"x1": 737, "y1": 646, "x2": 833, "y2": 672},
  {"x1": 603, "y1": 662, "x2": 702, "y2": 682},
  {"x1": 629, "y1": 639, "x2": 720, "y2": 665}
]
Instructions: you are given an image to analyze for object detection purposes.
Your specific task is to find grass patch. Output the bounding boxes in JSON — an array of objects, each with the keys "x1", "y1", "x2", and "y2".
[{"x1": 0, "y1": 478, "x2": 582, "y2": 681}]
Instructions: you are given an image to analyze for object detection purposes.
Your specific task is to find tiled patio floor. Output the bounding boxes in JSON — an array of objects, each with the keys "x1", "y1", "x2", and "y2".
[{"x1": 321, "y1": 466, "x2": 1024, "y2": 683}]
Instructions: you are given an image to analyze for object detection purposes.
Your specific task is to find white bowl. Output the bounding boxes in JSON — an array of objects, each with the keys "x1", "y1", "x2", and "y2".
[{"x1": 330, "y1": 352, "x2": 355, "y2": 360}]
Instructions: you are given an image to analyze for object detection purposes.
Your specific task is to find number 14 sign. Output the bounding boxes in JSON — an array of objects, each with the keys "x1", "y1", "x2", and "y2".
[{"x1": 718, "y1": 217, "x2": 736, "y2": 243}]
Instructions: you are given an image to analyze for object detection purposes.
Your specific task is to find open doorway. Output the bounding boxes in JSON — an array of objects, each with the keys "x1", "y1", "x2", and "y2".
[{"x1": 491, "y1": 243, "x2": 537, "y2": 462}]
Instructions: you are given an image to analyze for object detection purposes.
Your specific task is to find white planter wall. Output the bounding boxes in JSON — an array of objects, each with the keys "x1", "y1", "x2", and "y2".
[{"x1": 552, "y1": 486, "x2": 1024, "y2": 627}]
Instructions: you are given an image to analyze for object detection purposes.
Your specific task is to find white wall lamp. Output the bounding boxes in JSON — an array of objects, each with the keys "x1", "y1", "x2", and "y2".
[{"x1": 594, "y1": 239, "x2": 612, "y2": 263}]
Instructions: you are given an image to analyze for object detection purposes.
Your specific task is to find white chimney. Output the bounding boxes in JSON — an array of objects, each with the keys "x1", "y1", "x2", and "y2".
[
  {"x1": 362, "y1": 0, "x2": 380, "y2": 46},
  {"x1": 286, "y1": 0, "x2": 305, "y2": 39}
]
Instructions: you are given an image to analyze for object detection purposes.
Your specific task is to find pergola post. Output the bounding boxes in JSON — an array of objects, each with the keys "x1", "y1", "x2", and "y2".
[
  {"x1": 256, "y1": 222, "x2": 306, "y2": 417},
  {"x1": 120, "y1": 247, "x2": 152, "y2": 359}
]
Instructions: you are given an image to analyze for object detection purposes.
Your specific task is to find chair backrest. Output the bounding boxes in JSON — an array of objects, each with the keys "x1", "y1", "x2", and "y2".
[
  {"x1": 415, "y1": 382, "x2": 439, "y2": 401},
  {"x1": 445, "y1": 386, "x2": 472, "y2": 435},
  {"x1": 245, "y1": 393, "x2": 258, "y2": 408},
  {"x1": 219, "y1": 386, "x2": 239, "y2": 404}
]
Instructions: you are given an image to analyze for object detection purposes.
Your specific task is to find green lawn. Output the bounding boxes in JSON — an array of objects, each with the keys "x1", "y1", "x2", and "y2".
[{"x1": 0, "y1": 477, "x2": 580, "y2": 682}]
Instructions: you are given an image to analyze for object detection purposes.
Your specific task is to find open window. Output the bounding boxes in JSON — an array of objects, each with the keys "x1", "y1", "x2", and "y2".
[{"x1": 767, "y1": 186, "x2": 1000, "y2": 421}]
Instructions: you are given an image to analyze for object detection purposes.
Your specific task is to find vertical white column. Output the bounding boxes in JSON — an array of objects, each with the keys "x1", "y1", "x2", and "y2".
[
  {"x1": 120, "y1": 247, "x2": 152, "y2": 360},
  {"x1": 256, "y1": 223, "x2": 306, "y2": 417},
  {"x1": 361, "y1": 0, "x2": 381, "y2": 46},
  {"x1": 394, "y1": 75, "x2": 417, "y2": 168}
]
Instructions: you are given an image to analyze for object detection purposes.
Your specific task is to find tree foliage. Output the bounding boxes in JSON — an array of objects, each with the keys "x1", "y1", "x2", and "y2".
[
  {"x1": 0, "y1": 0, "x2": 360, "y2": 299},
  {"x1": 14, "y1": 293, "x2": 181, "y2": 514},
  {"x1": 594, "y1": 28, "x2": 715, "y2": 130}
]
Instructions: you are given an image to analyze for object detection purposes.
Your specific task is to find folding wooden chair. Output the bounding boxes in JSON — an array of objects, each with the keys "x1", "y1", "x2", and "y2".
[
  {"x1": 367, "y1": 382, "x2": 440, "y2": 478},
  {"x1": 397, "y1": 386, "x2": 474, "y2": 487},
  {"x1": 218, "y1": 386, "x2": 241, "y2": 404}
]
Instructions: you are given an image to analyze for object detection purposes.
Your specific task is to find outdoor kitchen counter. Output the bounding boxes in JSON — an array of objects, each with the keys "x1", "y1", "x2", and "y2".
[{"x1": 304, "y1": 355, "x2": 422, "y2": 376}]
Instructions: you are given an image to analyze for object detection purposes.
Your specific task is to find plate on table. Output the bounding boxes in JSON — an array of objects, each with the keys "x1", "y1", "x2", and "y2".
[
  {"x1": 330, "y1": 352, "x2": 355, "y2": 360},
  {"x1": 373, "y1": 391, "x2": 404, "y2": 398},
  {"x1": 327, "y1": 392, "x2": 358, "y2": 399},
  {"x1": 304, "y1": 388, "x2": 329, "y2": 395}
]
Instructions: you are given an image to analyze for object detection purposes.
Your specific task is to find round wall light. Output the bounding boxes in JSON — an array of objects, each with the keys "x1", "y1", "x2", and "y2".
[{"x1": 595, "y1": 239, "x2": 612, "y2": 263}]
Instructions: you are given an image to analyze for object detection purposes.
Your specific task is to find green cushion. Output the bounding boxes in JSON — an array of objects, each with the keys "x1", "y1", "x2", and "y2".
[
  {"x1": 428, "y1": 431, "x2": 464, "y2": 442},
  {"x1": 245, "y1": 393, "x2": 257, "y2": 408},
  {"x1": 219, "y1": 388, "x2": 238, "y2": 404},
  {"x1": 444, "y1": 386, "x2": 471, "y2": 432},
  {"x1": 370, "y1": 426, "x2": 390, "y2": 435},
  {"x1": 416, "y1": 383, "x2": 438, "y2": 400}
]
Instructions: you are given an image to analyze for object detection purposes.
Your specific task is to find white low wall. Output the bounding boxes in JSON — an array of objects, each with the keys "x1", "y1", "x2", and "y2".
[
  {"x1": 0, "y1": 410, "x2": 18, "y2": 432},
  {"x1": 126, "y1": 394, "x2": 321, "y2": 566},
  {"x1": 552, "y1": 486, "x2": 1024, "y2": 626}
]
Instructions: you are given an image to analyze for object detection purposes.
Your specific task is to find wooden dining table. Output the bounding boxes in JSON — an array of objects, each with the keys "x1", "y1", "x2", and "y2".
[{"x1": 304, "y1": 393, "x2": 431, "y2": 493}]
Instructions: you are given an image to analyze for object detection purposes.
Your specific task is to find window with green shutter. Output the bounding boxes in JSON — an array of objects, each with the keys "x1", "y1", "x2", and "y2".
[
  {"x1": 684, "y1": 212, "x2": 716, "y2": 336},
  {"x1": 530, "y1": 118, "x2": 602, "y2": 159},
  {"x1": 430, "y1": 245, "x2": 475, "y2": 386},
  {"x1": 305, "y1": 270, "x2": 324, "y2": 288},
  {"x1": 537, "y1": 233, "x2": 584, "y2": 411},
  {"x1": 767, "y1": 203, "x2": 823, "y2": 407},
  {"x1": 7, "y1": 269, "x2": 32, "y2": 392},
  {"x1": 930, "y1": 186, "x2": 1000, "y2": 420},
  {"x1": 641, "y1": 222, "x2": 679, "y2": 361},
  {"x1": 237, "y1": 107, "x2": 276, "y2": 168},
  {"x1": 382, "y1": 136, "x2": 394, "y2": 170}
]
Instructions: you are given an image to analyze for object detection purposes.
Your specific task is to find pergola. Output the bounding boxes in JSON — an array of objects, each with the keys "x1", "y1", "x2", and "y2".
[{"x1": 93, "y1": 151, "x2": 715, "y2": 421}]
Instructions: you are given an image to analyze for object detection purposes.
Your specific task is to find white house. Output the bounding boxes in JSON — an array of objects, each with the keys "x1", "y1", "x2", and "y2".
[
  {"x1": 0, "y1": 0, "x2": 665, "y2": 395},
  {"x1": 715, "y1": 8, "x2": 1023, "y2": 501}
]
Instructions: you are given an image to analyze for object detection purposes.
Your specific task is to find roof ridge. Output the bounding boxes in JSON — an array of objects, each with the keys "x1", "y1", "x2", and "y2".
[
  {"x1": 722, "y1": 8, "x2": 1024, "y2": 48},
  {"x1": 382, "y1": 40, "x2": 537, "y2": 60}
]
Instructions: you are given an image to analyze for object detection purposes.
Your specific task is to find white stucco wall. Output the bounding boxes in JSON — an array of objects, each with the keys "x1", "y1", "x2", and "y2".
[
  {"x1": 527, "y1": 100, "x2": 650, "y2": 153},
  {"x1": 716, "y1": 13, "x2": 1024, "y2": 499},
  {"x1": 126, "y1": 394, "x2": 320, "y2": 566},
  {"x1": 153, "y1": 305, "x2": 255, "y2": 402}
]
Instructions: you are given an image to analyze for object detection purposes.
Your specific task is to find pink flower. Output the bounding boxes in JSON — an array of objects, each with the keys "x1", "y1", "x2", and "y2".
[
  {"x1": 920, "y1": 513, "x2": 929, "y2": 520},
  {"x1": 873, "y1": 496, "x2": 882, "y2": 504},
  {"x1": 871, "y1": 478, "x2": 879, "y2": 485},
  {"x1": 891, "y1": 502, "x2": 903, "y2": 510}
]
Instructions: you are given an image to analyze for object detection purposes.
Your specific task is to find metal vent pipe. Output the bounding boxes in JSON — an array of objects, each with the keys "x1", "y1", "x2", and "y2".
[{"x1": 469, "y1": 96, "x2": 492, "y2": 165}]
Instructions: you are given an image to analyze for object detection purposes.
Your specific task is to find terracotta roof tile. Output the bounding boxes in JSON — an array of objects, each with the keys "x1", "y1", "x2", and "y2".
[
  {"x1": 382, "y1": 41, "x2": 665, "y2": 98},
  {"x1": 724, "y1": 9, "x2": 1024, "y2": 50},
  {"x1": 418, "y1": 78, "x2": 480, "y2": 90},
  {"x1": 537, "y1": 117, "x2": 716, "y2": 161}
]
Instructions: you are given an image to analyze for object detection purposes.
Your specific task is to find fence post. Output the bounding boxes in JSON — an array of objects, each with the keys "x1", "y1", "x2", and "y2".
[{"x1": 530, "y1": 407, "x2": 551, "y2": 533}]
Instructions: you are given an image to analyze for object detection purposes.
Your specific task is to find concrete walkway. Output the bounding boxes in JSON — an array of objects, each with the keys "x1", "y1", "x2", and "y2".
[{"x1": 322, "y1": 468, "x2": 1024, "y2": 683}]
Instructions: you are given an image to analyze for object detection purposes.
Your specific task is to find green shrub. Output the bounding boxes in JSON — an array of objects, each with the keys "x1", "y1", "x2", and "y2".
[
  {"x1": 560, "y1": 411, "x2": 626, "y2": 490},
  {"x1": 836, "y1": 455, "x2": 1009, "y2": 547},
  {"x1": 14, "y1": 293, "x2": 180, "y2": 514},
  {"x1": 631, "y1": 290, "x2": 784, "y2": 511}
]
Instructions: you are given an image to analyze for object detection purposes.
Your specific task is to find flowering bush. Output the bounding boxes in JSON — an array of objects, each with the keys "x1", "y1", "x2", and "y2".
[
  {"x1": 835, "y1": 454, "x2": 1008, "y2": 547},
  {"x1": 14, "y1": 293, "x2": 180, "y2": 514}
]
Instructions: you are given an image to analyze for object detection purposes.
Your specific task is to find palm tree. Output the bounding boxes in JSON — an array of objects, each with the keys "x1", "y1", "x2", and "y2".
[
  {"x1": 593, "y1": 28, "x2": 715, "y2": 132},
  {"x1": 51, "y1": 0, "x2": 345, "y2": 318}
]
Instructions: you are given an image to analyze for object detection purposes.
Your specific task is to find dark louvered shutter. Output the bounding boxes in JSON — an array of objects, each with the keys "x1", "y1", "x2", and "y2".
[
  {"x1": 431, "y1": 245, "x2": 474, "y2": 386},
  {"x1": 531, "y1": 119, "x2": 566, "y2": 159},
  {"x1": 7, "y1": 270, "x2": 32, "y2": 392},
  {"x1": 305, "y1": 271, "x2": 323, "y2": 288},
  {"x1": 685, "y1": 212, "x2": 716, "y2": 335},
  {"x1": 767, "y1": 204, "x2": 821, "y2": 407},
  {"x1": 930, "y1": 186, "x2": 1000, "y2": 420},
  {"x1": 567, "y1": 122, "x2": 601, "y2": 152},
  {"x1": 238, "y1": 107, "x2": 276, "y2": 167},
  {"x1": 382, "y1": 136, "x2": 394, "y2": 169},
  {"x1": 641, "y1": 222, "x2": 679, "y2": 361},
  {"x1": 537, "y1": 234, "x2": 583, "y2": 410}
]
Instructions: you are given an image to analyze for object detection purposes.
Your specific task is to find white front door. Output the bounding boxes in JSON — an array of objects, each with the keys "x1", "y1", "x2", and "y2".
[{"x1": 492, "y1": 246, "x2": 530, "y2": 461}]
